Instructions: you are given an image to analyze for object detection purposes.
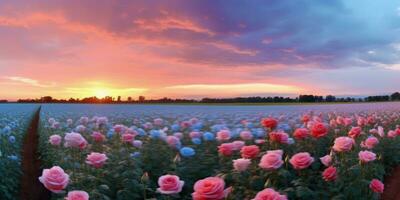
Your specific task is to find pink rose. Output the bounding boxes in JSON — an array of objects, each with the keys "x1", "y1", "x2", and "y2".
[
  {"x1": 64, "y1": 132, "x2": 87, "y2": 149},
  {"x1": 358, "y1": 150, "x2": 376, "y2": 163},
  {"x1": 121, "y1": 133, "x2": 135, "y2": 143},
  {"x1": 91, "y1": 131, "x2": 105, "y2": 143},
  {"x1": 369, "y1": 179, "x2": 384, "y2": 193},
  {"x1": 348, "y1": 126, "x2": 362, "y2": 138},
  {"x1": 362, "y1": 136, "x2": 379, "y2": 149},
  {"x1": 259, "y1": 150, "x2": 284, "y2": 170},
  {"x1": 387, "y1": 130, "x2": 397, "y2": 138},
  {"x1": 66, "y1": 191, "x2": 89, "y2": 200},
  {"x1": 289, "y1": 152, "x2": 314, "y2": 170},
  {"x1": 322, "y1": 166, "x2": 337, "y2": 182},
  {"x1": 293, "y1": 128, "x2": 309, "y2": 140},
  {"x1": 86, "y1": 152, "x2": 108, "y2": 168},
  {"x1": 269, "y1": 131, "x2": 289, "y2": 144},
  {"x1": 192, "y1": 177, "x2": 230, "y2": 200},
  {"x1": 113, "y1": 124, "x2": 126, "y2": 133},
  {"x1": 218, "y1": 143, "x2": 235, "y2": 156},
  {"x1": 216, "y1": 130, "x2": 231, "y2": 141},
  {"x1": 240, "y1": 145, "x2": 260, "y2": 159},
  {"x1": 311, "y1": 122, "x2": 328, "y2": 138},
  {"x1": 157, "y1": 175, "x2": 184, "y2": 194},
  {"x1": 166, "y1": 136, "x2": 181, "y2": 148},
  {"x1": 232, "y1": 141, "x2": 245, "y2": 151},
  {"x1": 154, "y1": 118, "x2": 164, "y2": 126},
  {"x1": 233, "y1": 158, "x2": 251, "y2": 172},
  {"x1": 39, "y1": 166, "x2": 69, "y2": 193},
  {"x1": 190, "y1": 131, "x2": 202, "y2": 139},
  {"x1": 319, "y1": 155, "x2": 332, "y2": 167},
  {"x1": 240, "y1": 131, "x2": 253, "y2": 140},
  {"x1": 49, "y1": 135, "x2": 62, "y2": 146},
  {"x1": 252, "y1": 188, "x2": 287, "y2": 200},
  {"x1": 302, "y1": 114, "x2": 310, "y2": 123},
  {"x1": 332, "y1": 137, "x2": 354, "y2": 152}
]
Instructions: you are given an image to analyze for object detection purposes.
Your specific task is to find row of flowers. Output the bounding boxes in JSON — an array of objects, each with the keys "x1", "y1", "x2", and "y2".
[
  {"x1": 38, "y1": 108, "x2": 400, "y2": 199},
  {"x1": 0, "y1": 105, "x2": 38, "y2": 200}
]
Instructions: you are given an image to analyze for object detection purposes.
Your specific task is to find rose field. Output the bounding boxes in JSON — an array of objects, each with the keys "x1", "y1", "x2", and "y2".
[{"x1": 1, "y1": 103, "x2": 400, "y2": 200}]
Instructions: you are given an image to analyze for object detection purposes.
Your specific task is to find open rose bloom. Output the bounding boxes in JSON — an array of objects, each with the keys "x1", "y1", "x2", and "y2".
[
  {"x1": 157, "y1": 175, "x2": 184, "y2": 194},
  {"x1": 39, "y1": 166, "x2": 69, "y2": 193}
]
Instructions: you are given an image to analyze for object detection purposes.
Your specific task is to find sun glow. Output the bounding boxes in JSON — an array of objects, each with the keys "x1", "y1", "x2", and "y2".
[{"x1": 93, "y1": 88, "x2": 111, "y2": 98}]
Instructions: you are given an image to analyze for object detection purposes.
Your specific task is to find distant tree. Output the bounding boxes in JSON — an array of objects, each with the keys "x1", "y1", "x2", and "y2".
[
  {"x1": 127, "y1": 97, "x2": 132, "y2": 102},
  {"x1": 325, "y1": 95, "x2": 336, "y2": 102},
  {"x1": 139, "y1": 96, "x2": 146, "y2": 102},
  {"x1": 390, "y1": 92, "x2": 400, "y2": 101},
  {"x1": 117, "y1": 96, "x2": 121, "y2": 102}
]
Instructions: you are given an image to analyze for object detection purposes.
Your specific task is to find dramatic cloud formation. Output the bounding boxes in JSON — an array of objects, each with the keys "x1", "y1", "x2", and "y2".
[{"x1": 0, "y1": 0, "x2": 399, "y2": 100}]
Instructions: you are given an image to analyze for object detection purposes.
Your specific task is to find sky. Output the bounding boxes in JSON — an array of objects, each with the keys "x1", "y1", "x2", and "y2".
[{"x1": 0, "y1": 0, "x2": 400, "y2": 100}]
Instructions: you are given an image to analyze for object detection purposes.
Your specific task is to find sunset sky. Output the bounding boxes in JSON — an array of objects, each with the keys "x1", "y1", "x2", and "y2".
[{"x1": 1, "y1": 0, "x2": 400, "y2": 100}]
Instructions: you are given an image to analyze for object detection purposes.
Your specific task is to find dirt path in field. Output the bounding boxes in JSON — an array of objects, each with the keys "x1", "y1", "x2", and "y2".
[
  {"x1": 19, "y1": 106, "x2": 51, "y2": 200},
  {"x1": 382, "y1": 165, "x2": 400, "y2": 200}
]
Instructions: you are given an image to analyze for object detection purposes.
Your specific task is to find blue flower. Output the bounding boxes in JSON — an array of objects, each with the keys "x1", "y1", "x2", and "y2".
[
  {"x1": 8, "y1": 135, "x2": 15, "y2": 143},
  {"x1": 137, "y1": 128, "x2": 147, "y2": 136},
  {"x1": 106, "y1": 130, "x2": 114, "y2": 138},
  {"x1": 8, "y1": 155, "x2": 18, "y2": 161},
  {"x1": 180, "y1": 147, "x2": 195, "y2": 157},
  {"x1": 131, "y1": 152, "x2": 141, "y2": 158},
  {"x1": 171, "y1": 124, "x2": 180, "y2": 132},
  {"x1": 203, "y1": 132, "x2": 215, "y2": 141},
  {"x1": 191, "y1": 138, "x2": 201, "y2": 145}
]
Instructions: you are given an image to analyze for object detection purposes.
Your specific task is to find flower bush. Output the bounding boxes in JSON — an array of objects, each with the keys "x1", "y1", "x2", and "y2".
[{"x1": 37, "y1": 104, "x2": 400, "y2": 199}]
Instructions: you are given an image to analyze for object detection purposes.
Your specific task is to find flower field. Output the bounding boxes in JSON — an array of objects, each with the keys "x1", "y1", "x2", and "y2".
[
  {"x1": 33, "y1": 103, "x2": 400, "y2": 200},
  {"x1": 0, "y1": 104, "x2": 37, "y2": 199}
]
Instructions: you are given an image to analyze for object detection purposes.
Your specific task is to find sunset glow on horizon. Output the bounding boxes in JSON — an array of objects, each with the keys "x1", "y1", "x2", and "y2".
[{"x1": 1, "y1": 0, "x2": 400, "y2": 100}]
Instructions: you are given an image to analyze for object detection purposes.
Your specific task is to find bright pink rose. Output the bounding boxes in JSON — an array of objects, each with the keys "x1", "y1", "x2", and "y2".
[
  {"x1": 269, "y1": 131, "x2": 289, "y2": 144},
  {"x1": 86, "y1": 152, "x2": 108, "y2": 168},
  {"x1": 336, "y1": 116, "x2": 344, "y2": 125},
  {"x1": 261, "y1": 118, "x2": 278, "y2": 129},
  {"x1": 49, "y1": 135, "x2": 62, "y2": 146},
  {"x1": 233, "y1": 158, "x2": 251, "y2": 172},
  {"x1": 166, "y1": 136, "x2": 181, "y2": 148},
  {"x1": 91, "y1": 131, "x2": 105, "y2": 143},
  {"x1": 259, "y1": 150, "x2": 284, "y2": 170},
  {"x1": 369, "y1": 179, "x2": 384, "y2": 193},
  {"x1": 322, "y1": 166, "x2": 337, "y2": 182},
  {"x1": 192, "y1": 177, "x2": 230, "y2": 200},
  {"x1": 121, "y1": 133, "x2": 135, "y2": 143},
  {"x1": 240, "y1": 131, "x2": 253, "y2": 140},
  {"x1": 302, "y1": 114, "x2": 311, "y2": 123},
  {"x1": 252, "y1": 188, "x2": 287, "y2": 200},
  {"x1": 66, "y1": 191, "x2": 89, "y2": 200},
  {"x1": 218, "y1": 143, "x2": 235, "y2": 156},
  {"x1": 358, "y1": 150, "x2": 376, "y2": 163},
  {"x1": 240, "y1": 145, "x2": 260, "y2": 159},
  {"x1": 348, "y1": 126, "x2": 362, "y2": 138},
  {"x1": 157, "y1": 175, "x2": 184, "y2": 194},
  {"x1": 396, "y1": 128, "x2": 400, "y2": 136},
  {"x1": 311, "y1": 122, "x2": 328, "y2": 138},
  {"x1": 363, "y1": 136, "x2": 379, "y2": 149},
  {"x1": 357, "y1": 117, "x2": 366, "y2": 126},
  {"x1": 367, "y1": 116, "x2": 376, "y2": 125},
  {"x1": 332, "y1": 137, "x2": 354, "y2": 152},
  {"x1": 319, "y1": 155, "x2": 332, "y2": 167},
  {"x1": 64, "y1": 132, "x2": 87, "y2": 149},
  {"x1": 216, "y1": 130, "x2": 231, "y2": 141},
  {"x1": 39, "y1": 166, "x2": 69, "y2": 193},
  {"x1": 387, "y1": 130, "x2": 397, "y2": 138},
  {"x1": 289, "y1": 152, "x2": 314, "y2": 170},
  {"x1": 293, "y1": 128, "x2": 309, "y2": 140},
  {"x1": 344, "y1": 118, "x2": 353, "y2": 126}
]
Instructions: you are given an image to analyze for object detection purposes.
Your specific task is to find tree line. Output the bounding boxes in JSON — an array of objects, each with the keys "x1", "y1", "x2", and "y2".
[{"x1": 4, "y1": 92, "x2": 400, "y2": 104}]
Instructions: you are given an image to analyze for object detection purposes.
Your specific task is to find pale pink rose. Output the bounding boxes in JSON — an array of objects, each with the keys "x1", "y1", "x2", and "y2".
[
  {"x1": 232, "y1": 141, "x2": 245, "y2": 151},
  {"x1": 79, "y1": 116, "x2": 89, "y2": 124},
  {"x1": 255, "y1": 139, "x2": 265, "y2": 144},
  {"x1": 86, "y1": 152, "x2": 108, "y2": 168},
  {"x1": 49, "y1": 135, "x2": 62, "y2": 146},
  {"x1": 192, "y1": 177, "x2": 230, "y2": 200},
  {"x1": 336, "y1": 116, "x2": 344, "y2": 125},
  {"x1": 358, "y1": 150, "x2": 376, "y2": 163},
  {"x1": 289, "y1": 152, "x2": 314, "y2": 170},
  {"x1": 66, "y1": 190, "x2": 89, "y2": 200},
  {"x1": 332, "y1": 137, "x2": 354, "y2": 152},
  {"x1": 322, "y1": 166, "x2": 337, "y2": 182},
  {"x1": 154, "y1": 118, "x2": 164, "y2": 126},
  {"x1": 91, "y1": 131, "x2": 105, "y2": 143},
  {"x1": 252, "y1": 188, "x2": 287, "y2": 200},
  {"x1": 166, "y1": 136, "x2": 181, "y2": 148},
  {"x1": 157, "y1": 175, "x2": 184, "y2": 194},
  {"x1": 121, "y1": 133, "x2": 135, "y2": 143},
  {"x1": 357, "y1": 117, "x2": 366, "y2": 126},
  {"x1": 233, "y1": 158, "x2": 251, "y2": 172},
  {"x1": 240, "y1": 131, "x2": 253, "y2": 140},
  {"x1": 39, "y1": 166, "x2": 69, "y2": 193},
  {"x1": 64, "y1": 132, "x2": 87, "y2": 149},
  {"x1": 190, "y1": 131, "x2": 202, "y2": 139},
  {"x1": 387, "y1": 130, "x2": 397, "y2": 138},
  {"x1": 113, "y1": 124, "x2": 126, "y2": 133},
  {"x1": 259, "y1": 150, "x2": 284, "y2": 170},
  {"x1": 377, "y1": 126, "x2": 385, "y2": 137},
  {"x1": 370, "y1": 179, "x2": 384, "y2": 193},
  {"x1": 216, "y1": 130, "x2": 231, "y2": 141},
  {"x1": 319, "y1": 155, "x2": 332, "y2": 167},
  {"x1": 344, "y1": 118, "x2": 353, "y2": 126}
]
